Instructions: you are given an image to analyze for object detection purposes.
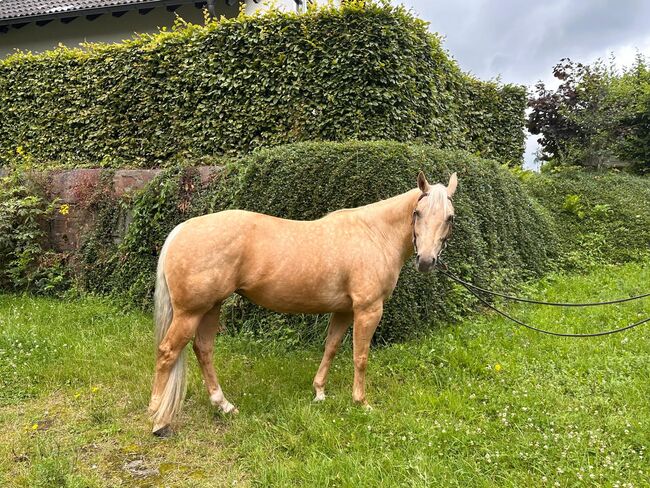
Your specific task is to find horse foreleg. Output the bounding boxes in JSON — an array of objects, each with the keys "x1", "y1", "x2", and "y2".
[
  {"x1": 351, "y1": 303, "x2": 383, "y2": 407},
  {"x1": 313, "y1": 312, "x2": 353, "y2": 401},
  {"x1": 192, "y1": 303, "x2": 238, "y2": 414}
]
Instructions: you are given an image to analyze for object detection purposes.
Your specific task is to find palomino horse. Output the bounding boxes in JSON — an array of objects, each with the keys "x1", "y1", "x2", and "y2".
[{"x1": 149, "y1": 171, "x2": 457, "y2": 435}]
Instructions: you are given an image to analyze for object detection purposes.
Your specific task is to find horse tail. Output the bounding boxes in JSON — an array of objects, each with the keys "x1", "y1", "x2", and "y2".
[{"x1": 151, "y1": 224, "x2": 186, "y2": 429}]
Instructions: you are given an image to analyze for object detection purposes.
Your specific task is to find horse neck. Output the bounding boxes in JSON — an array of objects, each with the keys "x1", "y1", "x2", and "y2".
[{"x1": 360, "y1": 188, "x2": 420, "y2": 263}]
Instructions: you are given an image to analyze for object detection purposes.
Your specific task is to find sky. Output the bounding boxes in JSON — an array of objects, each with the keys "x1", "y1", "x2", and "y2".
[{"x1": 393, "y1": 0, "x2": 650, "y2": 168}]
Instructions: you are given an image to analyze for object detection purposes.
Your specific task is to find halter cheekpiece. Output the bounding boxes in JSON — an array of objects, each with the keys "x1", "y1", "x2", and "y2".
[{"x1": 412, "y1": 191, "x2": 453, "y2": 255}]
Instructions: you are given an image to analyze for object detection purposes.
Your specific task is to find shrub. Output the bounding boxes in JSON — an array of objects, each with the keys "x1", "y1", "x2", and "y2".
[
  {"x1": 81, "y1": 141, "x2": 556, "y2": 342},
  {"x1": 0, "y1": 2, "x2": 525, "y2": 169},
  {"x1": 524, "y1": 169, "x2": 650, "y2": 269},
  {"x1": 0, "y1": 167, "x2": 69, "y2": 294},
  {"x1": 73, "y1": 170, "x2": 124, "y2": 295}
]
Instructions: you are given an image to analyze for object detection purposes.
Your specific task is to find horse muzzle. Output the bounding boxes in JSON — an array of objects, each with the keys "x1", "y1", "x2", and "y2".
[{"x1": 415, "y1": 255, "x2": 437, "y2": 273}]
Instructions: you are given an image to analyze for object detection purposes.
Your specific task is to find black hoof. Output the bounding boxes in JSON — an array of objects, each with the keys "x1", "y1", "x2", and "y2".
[{"x1": 152, "y1": 425, "x2": 173, "y2": 438}]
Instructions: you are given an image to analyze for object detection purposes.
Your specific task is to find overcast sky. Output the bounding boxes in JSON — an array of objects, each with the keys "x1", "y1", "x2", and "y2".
[{"x1": 393, "y1": 0, "x2": 650, "y2": 167}]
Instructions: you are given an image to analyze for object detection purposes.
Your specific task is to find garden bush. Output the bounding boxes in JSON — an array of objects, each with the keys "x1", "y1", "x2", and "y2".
[
  {"x1": 524, "y1": 169, "x2": 650, "y2": 269},
  {"x1": 0, "y1": 167, "x2": 68, "y2": 294},
  {"x1": 0, "y1": 2, "x2": 525, "y2": 169},
  {"x1": 80, "y1": 141, "x2": 556, "y2": 343}
]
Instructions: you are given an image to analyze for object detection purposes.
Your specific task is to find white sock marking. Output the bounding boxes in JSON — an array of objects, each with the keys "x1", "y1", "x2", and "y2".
[{"x1": 210, "y1": 386, "x2": 238, "y2": 413}]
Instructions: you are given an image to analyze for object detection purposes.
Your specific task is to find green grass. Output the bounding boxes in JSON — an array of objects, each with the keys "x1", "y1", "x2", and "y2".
[{"x1": 1, "y1": 262, "x2": 650, "y2": 487}]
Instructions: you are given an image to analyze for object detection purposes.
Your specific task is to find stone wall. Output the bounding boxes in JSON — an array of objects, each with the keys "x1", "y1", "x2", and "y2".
[{"x1": 45, "y1": 167, "x2": 220, "y2": 252}]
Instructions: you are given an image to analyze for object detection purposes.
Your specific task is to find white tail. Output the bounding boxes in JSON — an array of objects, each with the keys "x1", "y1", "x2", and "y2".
[{"x1": 151, "y1": 224, "x2": 186, "y2": 429}]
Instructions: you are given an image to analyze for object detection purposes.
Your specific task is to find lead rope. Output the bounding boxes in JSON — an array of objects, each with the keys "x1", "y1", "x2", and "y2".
[{"x1": 436, "y1": 265, "x2": 650, "y2": 337}]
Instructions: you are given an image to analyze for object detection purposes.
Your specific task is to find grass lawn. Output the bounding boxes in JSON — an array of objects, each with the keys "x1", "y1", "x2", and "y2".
[{"x1": 1, "y1": 262, "x2": 649, "y2": 487}]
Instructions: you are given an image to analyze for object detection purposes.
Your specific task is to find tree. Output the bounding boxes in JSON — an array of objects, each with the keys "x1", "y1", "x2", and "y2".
[{"x1": 527, "y1": 55, "x2": 649, "y2": 174}]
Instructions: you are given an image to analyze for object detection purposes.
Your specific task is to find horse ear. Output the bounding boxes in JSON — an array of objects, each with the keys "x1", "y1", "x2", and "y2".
[
  {"x1": 447, "y1": 172, "x2": 458, "y2": 198},
  {"x1": 417, "y1": 171, "x2": 429, "y2": 193}
]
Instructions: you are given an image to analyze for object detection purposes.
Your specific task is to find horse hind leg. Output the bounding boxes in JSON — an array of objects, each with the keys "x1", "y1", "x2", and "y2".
[
  {"x1": 193, "y1": 303, "x2": 238, "y2": 414},
  {"x1": 149, "y1": 311, "x2": 202, "y2": 436}
]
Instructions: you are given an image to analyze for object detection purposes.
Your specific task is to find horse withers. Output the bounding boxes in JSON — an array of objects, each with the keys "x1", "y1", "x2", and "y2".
[{"x1": 148, "y1": 171, "x2": 457, "y2": 435}]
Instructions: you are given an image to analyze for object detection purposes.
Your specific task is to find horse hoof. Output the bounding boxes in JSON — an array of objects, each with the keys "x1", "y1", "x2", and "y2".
[
  {"x1": 152, "y1": 425, "x2": 173, "y2": 438},
  {"x1": 221, "y1": 402, "x2": 239, "y2": 414},
  {"x1": 354, "y1": 401, "x2": 373, "y2": 411},
  {"x1": 313, "y1": 393, "x2": 326, "y2": 402}
]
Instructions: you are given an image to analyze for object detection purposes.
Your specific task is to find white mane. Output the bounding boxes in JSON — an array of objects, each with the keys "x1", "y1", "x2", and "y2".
[{"x1": 427, "y1": 184, "x2": 452, "y2": 213}]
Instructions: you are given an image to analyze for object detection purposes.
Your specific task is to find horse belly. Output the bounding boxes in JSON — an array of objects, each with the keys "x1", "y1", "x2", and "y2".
[{"x1": 239, "y1": 271, "x2": 352, "y2": 314}]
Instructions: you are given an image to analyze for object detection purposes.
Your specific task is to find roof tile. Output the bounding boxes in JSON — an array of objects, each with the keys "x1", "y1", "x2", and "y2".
[{"x1": 0, "y1": 1, "x2": 187, "y2": 22}]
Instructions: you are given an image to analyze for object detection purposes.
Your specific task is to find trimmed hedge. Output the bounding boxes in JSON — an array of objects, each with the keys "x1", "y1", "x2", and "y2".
[
  {"x1": 79, "y1": 141, "x2": 556, "y2": 343},
  {"x1": 0, "y1": 2, "x2": 525, "y2": 169},
  {"x1": 524, "y1": 170, "x2": 650, "y2": 269}
]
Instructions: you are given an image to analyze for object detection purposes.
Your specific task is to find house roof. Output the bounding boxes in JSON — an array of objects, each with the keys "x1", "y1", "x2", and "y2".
[{"x1": 0, "y1": 0, "x2": 226, "y2": 27}]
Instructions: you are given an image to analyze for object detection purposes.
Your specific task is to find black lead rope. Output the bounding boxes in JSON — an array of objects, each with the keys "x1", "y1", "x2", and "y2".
[
  {"x1": 438, "y1": 269, "x2": 650, "y2": 306},
  {"x1": 437, "y1": 267, "x2": 650, "y2": 337}
]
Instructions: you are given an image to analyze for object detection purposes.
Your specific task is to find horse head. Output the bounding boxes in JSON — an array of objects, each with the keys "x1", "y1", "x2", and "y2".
[{"x1": 412, "y1": 171, "x2": 457, "y2": 272}]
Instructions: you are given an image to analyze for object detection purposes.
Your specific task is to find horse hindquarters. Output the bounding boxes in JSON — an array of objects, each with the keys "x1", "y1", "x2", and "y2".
[{"x1": 149, "y1": 221, "x2": 239, "y2": 435}]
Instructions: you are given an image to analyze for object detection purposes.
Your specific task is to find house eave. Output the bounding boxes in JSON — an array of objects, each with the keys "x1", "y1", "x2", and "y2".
[{"x1": 0, "y1": 0, "x2": 208, "y2": 29}]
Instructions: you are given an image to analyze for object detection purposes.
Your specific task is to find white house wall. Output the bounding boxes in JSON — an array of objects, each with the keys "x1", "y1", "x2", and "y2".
[
  {"x1": 0, "y1": 4, "x2": 238, "y2": 58},
  {"x1": 244, "y1": 0, "x2": 339, "y2": 15},
  {"x1": 245, "y1": 0, "x2": 298, "y2": 15}
]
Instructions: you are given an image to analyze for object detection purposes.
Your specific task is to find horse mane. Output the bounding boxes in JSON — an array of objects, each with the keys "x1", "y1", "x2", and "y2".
[{"x1": 426, "y1": 184, "x2": 452, "y2": 213}]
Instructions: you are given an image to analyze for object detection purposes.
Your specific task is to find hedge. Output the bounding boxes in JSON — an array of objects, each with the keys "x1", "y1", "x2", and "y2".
[
  {"x1": 77, "y1": 141, "x2": 556, "y2": 343},
  {"x1": 524, "y1": 170, "x2": 650, "y2": 269},
  {"x1": 0, "y1": 2, "x2": 525, "y2": 169}
]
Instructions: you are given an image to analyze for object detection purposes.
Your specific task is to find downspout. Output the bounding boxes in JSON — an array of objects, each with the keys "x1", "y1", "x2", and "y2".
[{"x1": 207, "y1": 0, "x2": 218, "y2": 16}]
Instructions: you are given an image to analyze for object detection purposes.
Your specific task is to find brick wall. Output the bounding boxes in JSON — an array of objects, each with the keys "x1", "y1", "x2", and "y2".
[{"x1": 45, "y1": 167, "x2": 220, "y2": 252}]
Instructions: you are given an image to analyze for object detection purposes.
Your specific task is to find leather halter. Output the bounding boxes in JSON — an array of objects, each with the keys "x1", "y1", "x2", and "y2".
[
  {"x1": 412, "y1": 192, "x2": 453, "y2": 256},
  {"x1": 412, "y1": 192, "x2": 429, "y2": 255}
]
